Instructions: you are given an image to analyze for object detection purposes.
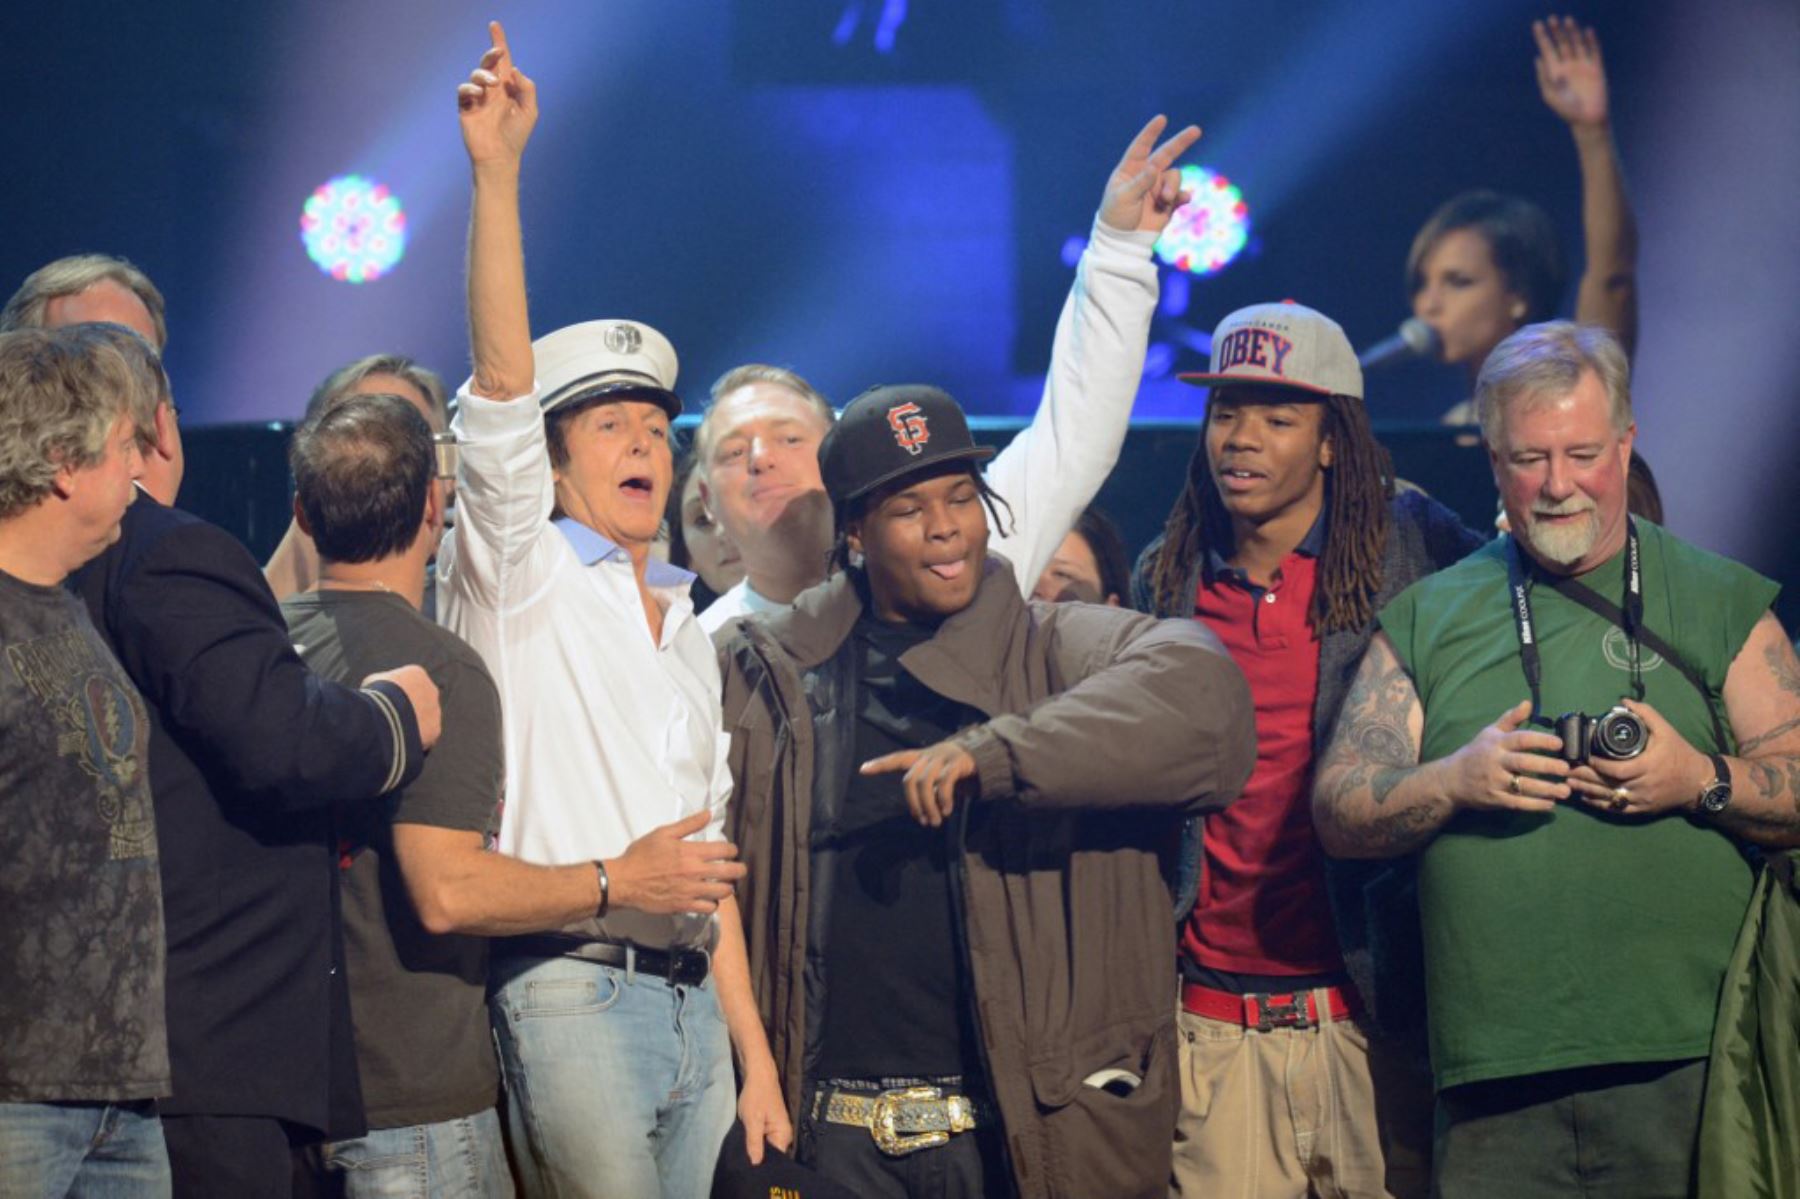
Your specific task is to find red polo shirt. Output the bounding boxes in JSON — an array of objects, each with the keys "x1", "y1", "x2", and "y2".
[{"x1": 1180, "y1": 529, "x2": 1344, "y2": 977}]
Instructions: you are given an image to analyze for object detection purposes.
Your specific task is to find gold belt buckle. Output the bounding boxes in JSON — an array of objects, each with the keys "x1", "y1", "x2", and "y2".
[{"x1": 870, "y1": 1085, "x2": 961, "y2": 1157}]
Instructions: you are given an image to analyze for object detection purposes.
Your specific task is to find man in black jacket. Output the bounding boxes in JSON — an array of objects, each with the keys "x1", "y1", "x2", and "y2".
[{"x1": 3, "y1": 268, "x2": 443, "y2": 1195}]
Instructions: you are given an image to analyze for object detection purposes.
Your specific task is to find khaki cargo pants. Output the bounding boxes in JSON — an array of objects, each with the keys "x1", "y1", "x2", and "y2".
[{"x1": 1169, "y1": 993, "x2": 1432, "y2": 1199}]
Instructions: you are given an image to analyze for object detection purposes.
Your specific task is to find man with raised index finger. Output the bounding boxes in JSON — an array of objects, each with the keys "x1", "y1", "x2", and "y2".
[
  {"x1": 441, "y1": 23, "x2": 785, "y2": 1196},
  {"x1": 1312, "y1": 321, "x2": 1800, "y2": 1198}
]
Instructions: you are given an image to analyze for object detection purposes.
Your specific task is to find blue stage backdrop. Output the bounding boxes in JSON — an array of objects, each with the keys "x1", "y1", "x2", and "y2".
[{"x1": 4, "y1": 0, "x2": 1795, "y2": 613}]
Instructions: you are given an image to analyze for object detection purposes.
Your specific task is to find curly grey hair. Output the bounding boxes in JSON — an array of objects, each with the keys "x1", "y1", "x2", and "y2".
[{"x1": 0, "y1": 326, "x2": 160, "y2": 519}]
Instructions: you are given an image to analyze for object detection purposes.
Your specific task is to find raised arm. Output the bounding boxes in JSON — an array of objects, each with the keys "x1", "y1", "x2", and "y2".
[
  {"x1": 1535, "y1": 17, "x2": 1638, "y2": 358},
  {"x1": 459, "y1": 20, "x2": 537, "y2": 402},
  {"x1": 985, "y1": 116, "x2": 1198, "y2": 589},
  {"x1": 442, "y1": 22, "x2": 561, "y2": 601},
  {"x1": 1312, "y1": 632, "x2": 1571, "y2": 859}
]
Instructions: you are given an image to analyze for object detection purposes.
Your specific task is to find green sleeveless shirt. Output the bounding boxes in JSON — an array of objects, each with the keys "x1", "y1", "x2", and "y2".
[{"x1": 1378, "y1": 522, "x2": 1777, "y2": 1089}]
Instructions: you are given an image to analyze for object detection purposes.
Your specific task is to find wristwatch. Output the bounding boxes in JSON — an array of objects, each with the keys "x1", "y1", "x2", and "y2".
[{"x1": 1697, "y1": 753, "x2": 1733, "y2": 816}]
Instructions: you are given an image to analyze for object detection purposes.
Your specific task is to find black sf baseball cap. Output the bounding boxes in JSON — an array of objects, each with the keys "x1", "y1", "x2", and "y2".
[{"x1": 818, "y1": 383, "x2": 995, "y2": 506}]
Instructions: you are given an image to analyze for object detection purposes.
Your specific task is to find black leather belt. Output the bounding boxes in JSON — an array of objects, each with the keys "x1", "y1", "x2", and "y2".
[{"x1": 502, "y1": 934, "x2": 710, "y2": 986}]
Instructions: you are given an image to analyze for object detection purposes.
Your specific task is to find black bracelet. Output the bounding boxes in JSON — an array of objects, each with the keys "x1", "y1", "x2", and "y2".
[{"x1": 593, "y1": 860, "x2": 610, "y2": 920}]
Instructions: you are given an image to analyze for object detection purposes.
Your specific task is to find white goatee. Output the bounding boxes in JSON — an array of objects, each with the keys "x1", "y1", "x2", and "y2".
[{"x1": 1522, "y1": 506, "x2": 1598, "y2": 567}]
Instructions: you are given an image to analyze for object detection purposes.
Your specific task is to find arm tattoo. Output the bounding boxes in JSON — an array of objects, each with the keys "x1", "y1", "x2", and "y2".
[
  {"x1": 1329, "y1": 653, "x2": 1419, "y2": 803},
  {"x1": 1715, "y1": 633, "x2": 1800, "y2": 838},
  {"x1": 1747, "y1": 760, "x2": 1782, "y2": 801},
  {"x1": 1317, "y1": 643, "x2": 1441, "y2": 854},
  {"x1": 1739, "y1": 715, "x2": 1800, "y2": 757},
  {"x1": 1739, "y1": 640, "x2": 1800, "y2": 756},
  {"x1": 1765, "y1": 758, "x2": 1800, "y2": 815},
  {"x1": 1357, "y1": 798, "x2": 1453, "y2": 851},
  {"x1": 1361, "y1": 730, "x2": 1415, "y2": 807},
  {"x1": 1729, "y1": 757, "x2": 1800, "y2": 836},
  {"x1": 1769, "y1": 639, "x2": 1800, "y2": 700}
]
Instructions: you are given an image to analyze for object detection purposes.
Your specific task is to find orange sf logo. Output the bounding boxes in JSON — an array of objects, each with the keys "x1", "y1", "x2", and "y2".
[{"x1": 887, "y1": 402, "x2": 930, "y2": 456}]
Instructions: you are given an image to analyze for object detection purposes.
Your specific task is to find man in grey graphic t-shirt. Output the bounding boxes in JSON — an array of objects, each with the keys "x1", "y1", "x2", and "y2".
[{"x1": 0, "y1": 325, "x2": 169, "y2": 1193}]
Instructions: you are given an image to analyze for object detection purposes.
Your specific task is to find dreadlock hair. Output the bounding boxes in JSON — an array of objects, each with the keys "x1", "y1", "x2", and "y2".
[
  {"x1": 828, "y1": 464, "x2": 1015, "y2": 576},
  {"x1": 1146, "y1": 394, "x2": 1393, "y2": 634}
]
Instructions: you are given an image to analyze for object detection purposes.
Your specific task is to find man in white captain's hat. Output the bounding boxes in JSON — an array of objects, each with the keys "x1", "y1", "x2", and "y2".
[{"x1": 440, "y1": 21, "x2": 789, "y2": 1194}]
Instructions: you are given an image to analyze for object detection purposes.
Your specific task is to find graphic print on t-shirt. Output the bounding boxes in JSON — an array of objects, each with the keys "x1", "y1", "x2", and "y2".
[
  {"x1": 6, "y1": 627, "x2": 153, "y2": 860},
  {"x1": 1600, "y1": 625, "x2": 1664, "y2": 674}
]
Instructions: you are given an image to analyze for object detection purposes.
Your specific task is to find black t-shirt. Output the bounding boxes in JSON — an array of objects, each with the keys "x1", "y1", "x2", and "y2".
[
  {"x1": 0, "y1": 566, "x2": 167, "y2": 1102},
  {"x1": 283, "y1": 589, "x2": 504, "y2": 1130},
  {"x1": 813, "y1": 615, "x2": 984, "y2": 1081}
]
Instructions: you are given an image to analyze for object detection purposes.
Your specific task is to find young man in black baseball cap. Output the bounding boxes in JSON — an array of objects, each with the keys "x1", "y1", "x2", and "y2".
[{"x1": 715, "y1": 383, "x2": 1256, "y2": 1198}]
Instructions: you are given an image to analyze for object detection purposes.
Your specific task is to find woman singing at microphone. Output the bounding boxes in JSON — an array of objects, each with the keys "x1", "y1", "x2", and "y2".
[{"x1": 1407, "y1": 16, "x2": 1638, "y2": 424}]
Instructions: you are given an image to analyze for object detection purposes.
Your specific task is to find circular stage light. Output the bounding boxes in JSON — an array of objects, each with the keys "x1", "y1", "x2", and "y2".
[
  {"x1": 300, "y1": 175, "x2": 407, "y2": 284},
  {"x1": 1153, "y1": 166, "x2": 1250, "y2": 277}
]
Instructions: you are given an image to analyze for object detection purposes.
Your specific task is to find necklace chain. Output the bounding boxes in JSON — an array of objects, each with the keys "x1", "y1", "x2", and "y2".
[{"x1": 314, "y1": 578, "x2": 394, "y2": 595}]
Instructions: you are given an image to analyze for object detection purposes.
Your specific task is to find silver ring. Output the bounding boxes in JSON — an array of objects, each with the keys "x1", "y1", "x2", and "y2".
[{"x1": 1507, "y1": 773, "x2": 1523, "y2": 795}]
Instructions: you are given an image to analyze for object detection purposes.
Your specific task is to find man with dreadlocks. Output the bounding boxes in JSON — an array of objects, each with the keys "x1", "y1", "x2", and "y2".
[
  {"x1": 716, "y1": 383, "x2": 1254, "y2": 1198},
  {"x1": 1131, "y1": 301, "x2": 1482, "y2": 1198}
]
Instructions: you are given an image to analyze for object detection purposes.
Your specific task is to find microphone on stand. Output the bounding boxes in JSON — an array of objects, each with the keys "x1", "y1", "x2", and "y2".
[{"x1": 1358, "y1": 318, "x2": 1439, "y2": 370}]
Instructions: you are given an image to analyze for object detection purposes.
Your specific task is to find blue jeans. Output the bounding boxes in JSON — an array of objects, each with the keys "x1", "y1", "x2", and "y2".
[
  {"x1": 490, "y1": 954, "x2": 734, "y2": 1199},
  {"x1": 313, "y1": 1107, "x2": 512, "y2": 1199},
  {"x1": 0, "y1": 1101, "x2": 170, "y2": 1198}
]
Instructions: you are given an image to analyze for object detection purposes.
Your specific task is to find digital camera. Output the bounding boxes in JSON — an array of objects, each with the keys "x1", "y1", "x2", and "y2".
[{"x1": 1552, "y1": 706, "x2": 1649, "y2": 765}]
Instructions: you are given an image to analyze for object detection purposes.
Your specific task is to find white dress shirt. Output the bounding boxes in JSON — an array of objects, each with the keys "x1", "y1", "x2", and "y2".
[{"x1": 438, "y1": 387, "x2": 728, "y2": 950}]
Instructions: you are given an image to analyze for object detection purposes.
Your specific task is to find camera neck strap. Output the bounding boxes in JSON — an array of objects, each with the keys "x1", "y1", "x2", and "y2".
[
  {"x1": 1504, "y1": 520, "x2": 1729, "y2": 751},
  {"x1": 1506, "y1": 519, "x2": 1644, "y2": 725}
]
